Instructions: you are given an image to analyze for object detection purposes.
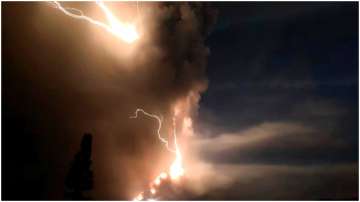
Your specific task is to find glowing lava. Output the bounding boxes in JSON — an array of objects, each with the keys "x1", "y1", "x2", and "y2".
[
  {"x1": 51, "y1": 1, "x2": 139, "y2": 43},
  {"x1": 130, "y1": 108, "x2": 185, "y2": 201}
]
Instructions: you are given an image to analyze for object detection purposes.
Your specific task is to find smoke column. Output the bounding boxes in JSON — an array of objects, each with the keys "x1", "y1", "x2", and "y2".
[{"x1": 2, "y1": 2, "x2": 217, "y2": 199}]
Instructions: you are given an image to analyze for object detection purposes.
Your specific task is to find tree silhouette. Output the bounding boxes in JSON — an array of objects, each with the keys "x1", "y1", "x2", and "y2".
[{"x1": 64, "y1": 133, "x2": 93, "y2": 200}]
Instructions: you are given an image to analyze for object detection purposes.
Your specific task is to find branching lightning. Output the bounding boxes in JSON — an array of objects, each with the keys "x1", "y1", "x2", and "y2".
[
  {"x1": 130, "y1": 108, "x2": 176, "y2": 153},
  {"x1": 130, "y1": 108, "x2": 185, "y2": 201},
  {"x1": 50, "y1": 1, "x2": 139, "y2": 43},
  {"x1": 48, "y1": 1, "x2": 192, "y2": 200}
]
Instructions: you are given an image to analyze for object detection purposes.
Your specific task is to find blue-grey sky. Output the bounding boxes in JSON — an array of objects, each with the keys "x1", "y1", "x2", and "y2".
[{"x1": 193, "y1": 2, "x2": 358, "y2": 199}]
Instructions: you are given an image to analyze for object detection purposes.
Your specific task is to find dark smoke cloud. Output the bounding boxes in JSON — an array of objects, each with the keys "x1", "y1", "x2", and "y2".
[{"x1": 2, "y1": 2, "x2": 216, "y2": 200}]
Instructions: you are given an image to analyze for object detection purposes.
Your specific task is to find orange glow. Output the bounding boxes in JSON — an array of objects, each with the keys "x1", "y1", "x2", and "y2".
[
  {"x1": 131, "y1": 107, "x2": 187, "y2": 200},
  {"x1": 52, "y1": 1, "x2": 139, "y2": 43},
  {"x1": 154, "y1": 178, "x2": 161, "y2": 186},
  {"x1": 159, "y1": 172, "x2": 167, "y2": 179},
  {"x1": 96, "y1": 1, "x2": 139, "y2": 43},
  {"x1": 133, "y1": 193, "x2": 144, "y2": 201},
  {"x1": 169, "y1": 146, "x2": 185, "y2": 180}
]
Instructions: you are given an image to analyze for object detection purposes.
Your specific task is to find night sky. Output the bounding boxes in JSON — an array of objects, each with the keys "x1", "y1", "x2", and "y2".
[
  {"x1": 2, "y1": 2, "x2": 359, "y2": 200},
  {"x1": 197, "y1": 2, "x2": 358, "y2": 199}
]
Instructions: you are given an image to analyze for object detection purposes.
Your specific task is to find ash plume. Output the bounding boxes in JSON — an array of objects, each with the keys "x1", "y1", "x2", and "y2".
[{"x1": 3, "y1": 2, "x2": 216, "y2": 199}]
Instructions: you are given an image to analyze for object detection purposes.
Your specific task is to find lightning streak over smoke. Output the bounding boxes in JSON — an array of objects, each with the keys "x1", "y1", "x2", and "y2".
[
  {"x1": 130, "y1": 108, "x2": 176, "y2": 153},
  {"x1": 51, "y1": 1, "x2": 139, "y2": 43},
  {"x1": 130, "y1": 108, "x2": 185, "y2": 200},
  {"x1": 169, "y1": 113, "x2": 184, "y2": 180}
]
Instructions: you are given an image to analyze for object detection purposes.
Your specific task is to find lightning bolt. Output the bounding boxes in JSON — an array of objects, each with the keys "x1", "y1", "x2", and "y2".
[
  {"x1": 131, "y1": 108, "x2": 185, "y2": 201},
  {"x1": 50, "y1": 1, "x2": 139, "y2": 43},
  {"x1": 130, "y1": 108, "x2": 176, "y2": 153},
  {"x1": 48, "y1": 1, "x2": 185, "y2": 199}
]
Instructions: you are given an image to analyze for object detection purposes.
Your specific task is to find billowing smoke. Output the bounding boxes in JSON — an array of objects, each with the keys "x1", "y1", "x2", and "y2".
[{"x1": 3, "y1": 2, "x2": 216, "y2": 199}]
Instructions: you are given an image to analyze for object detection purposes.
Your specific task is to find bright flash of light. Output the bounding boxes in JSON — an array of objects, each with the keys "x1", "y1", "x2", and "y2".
[
  {"x1": 135, "y1": 193, "x2": 144, "y2": 201},
  {"x1": 130, "y1": 108, "x2": 185, "y2": 200},
  {"x1": 169, "y1": 115, "x2": 184, "y2": 180},
  {"x1": 159, "y1": 172, "x2": 167, "y2": 179},
  {"x1": 169, "y1": 148, "x2": 184, "y2": 180},
  {"x1": 154, "y1": 178, "x2": 161, "y2": 185},
  {"x1": 51, "y1": 1, "x2": 139, "y2": 43}
]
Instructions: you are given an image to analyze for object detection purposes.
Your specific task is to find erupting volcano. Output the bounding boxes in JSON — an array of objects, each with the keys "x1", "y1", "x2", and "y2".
[
  {"x1": 130, "y1": 108, "x2": 186, "y2": 201},
  {"x1": 2, "y1": 1, "x2": 358, "y2": 200},
  {"x1": 47, "y1": 1, "x2": 215, "y2": 199}
]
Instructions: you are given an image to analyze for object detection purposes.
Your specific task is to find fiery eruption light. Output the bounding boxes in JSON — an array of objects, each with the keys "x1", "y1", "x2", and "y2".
[
  {"x1": 130, "y1": 108, "x2": 186, "y2": 200},
  {"x1": 47, "y1": 1, "x2": 212, "y2": 199},
  {"x1": 42, "y1": 0, "x2": 215, "y2": 200},
  {"x1": 51, "y1": 1, "x2": 139, "y2": 43}
]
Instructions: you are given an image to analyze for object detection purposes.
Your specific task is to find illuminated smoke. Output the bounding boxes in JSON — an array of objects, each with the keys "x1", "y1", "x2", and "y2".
[
  {"x1": 130, "y1": 108, "x2": 175, "y2": 153},
  {"x1": 130, "y1": 108, "x2": 185, "y2": 200},
  {"x1": 40, "y1": 1, "x2": 217, "y2": 199},
  {"x1": 51, "y1": 1, "x2": 139, "y2": 43}
]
